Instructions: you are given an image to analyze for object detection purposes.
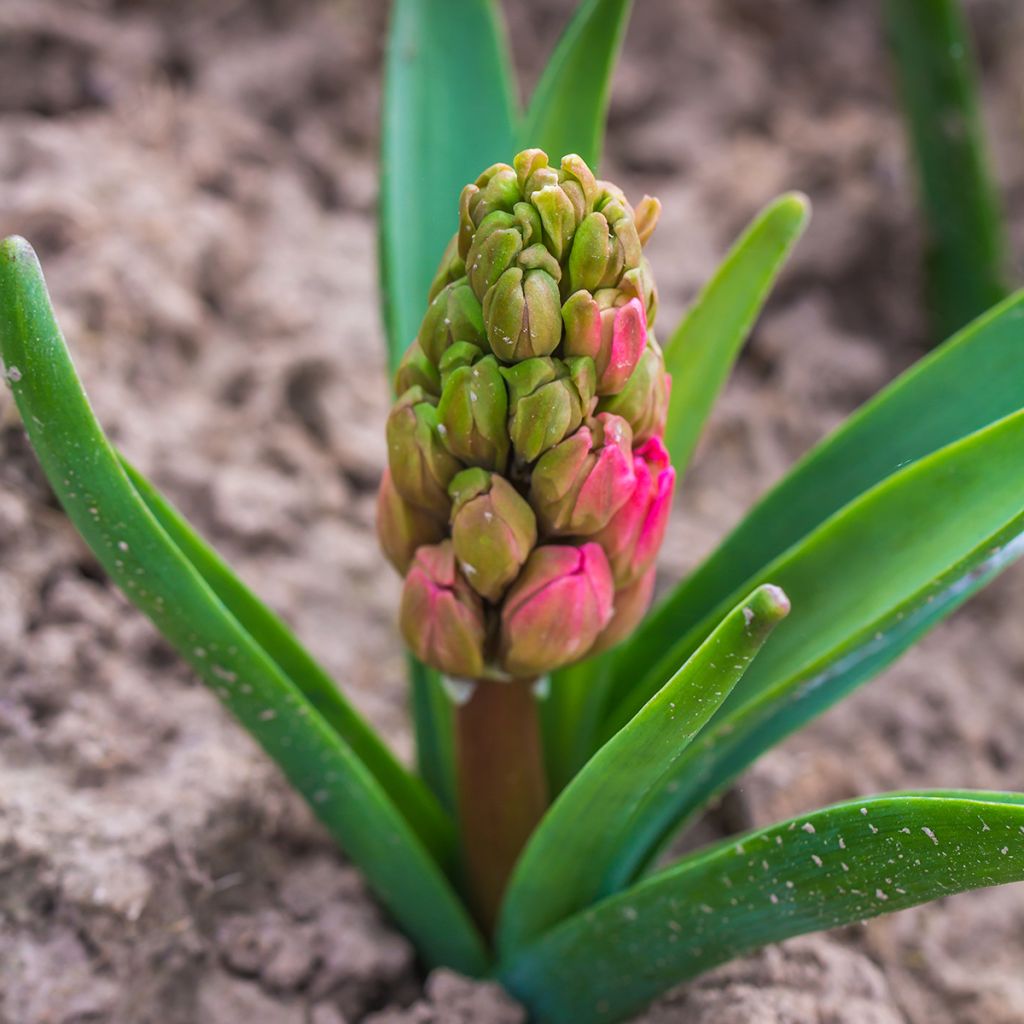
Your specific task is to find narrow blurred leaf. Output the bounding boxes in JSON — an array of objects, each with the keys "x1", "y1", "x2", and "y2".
[
  {"x1": 500, "y1": 792, "x2": 1024, "y2": 1024},
  {"x1": 599, "y1": 409, "x2": 1024, "y2": 873},
  {"x1": 120, "y1": 458, "x2": 454, "y2": 862},
  {"x1": 499, "y1": 585, "x2": 789, "y2": 957},
  {"x1": 618, "y1": 289, "x2": 1024, "y2": 700},
  {"x1": 885, "y1": 0, "x2": 1009, "y2": 339},
  {"x1": 540, "y1": 654, "x2": 614, "y2": 796},
  {"x1": 663, "y1": 192, "x2": 809, "y2": 478},
  {"x1": 0, "y1": 237, "x2": 487, "y2": 974},
  {"x1": 408, "y1": 654, "x2": 456, "y2": 815},
  {"x1": 522, "y1": 0, "x2": 632, "y2": 167},
  {"x1": 380, "y1": 0, "x2": 519, "y2": 370}
]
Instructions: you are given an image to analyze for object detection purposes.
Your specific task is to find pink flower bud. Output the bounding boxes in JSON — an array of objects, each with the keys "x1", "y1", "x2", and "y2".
[
  {"x1": 530, "y1": 413, "x2": 636, "y2": 537},
  {"x1": 399, "y1": 542, "x2": 486, "y2": 679},
  {"x1": 594, "y1": 436, "x2": 675, "y2": 587},
  {"x1": 563, "y1": 293, "x2": 646, "y2": 396},
  {"x1": 499, "y1": 543, "x2": 614, "y2": 677},
  {"x1": 376, "y1": 468, "x2": 446, "y2": 575},
  {"x1": 590, "y1": 565, "x2": 657, "y2": 655}
]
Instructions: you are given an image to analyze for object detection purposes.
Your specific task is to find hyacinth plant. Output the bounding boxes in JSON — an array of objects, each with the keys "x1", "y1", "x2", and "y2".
[{"x1": 2, "y1": 2, "x2": 1024, "y2": 1023}]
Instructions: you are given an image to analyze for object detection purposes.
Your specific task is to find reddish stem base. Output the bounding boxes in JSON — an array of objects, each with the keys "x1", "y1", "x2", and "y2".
[{"x1": 454, "y1": 678, "x2": 549, "y2": 936}]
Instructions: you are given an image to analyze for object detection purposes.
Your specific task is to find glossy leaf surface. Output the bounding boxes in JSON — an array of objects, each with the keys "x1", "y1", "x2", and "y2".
[
  {"x1": 499, "y1": 585, "x2": 789, "y2": 957},
  {"x1": 501, "y1": 792, "x2": 1024, "y2": 1024},
  {"x1": 0, "y1": 237, "x2": 487, "y2": 975}
]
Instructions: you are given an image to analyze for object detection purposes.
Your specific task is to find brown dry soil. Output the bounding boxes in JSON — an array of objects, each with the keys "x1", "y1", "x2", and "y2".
[{"x1": 1, "y1": 1, "x2": 1023, "y2": 1021}]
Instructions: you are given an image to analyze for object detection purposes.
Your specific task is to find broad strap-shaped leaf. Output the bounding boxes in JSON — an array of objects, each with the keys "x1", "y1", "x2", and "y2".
[
  {"x1": 885, "y1": 0, "x2": 1009, "y2": 339},
  {"x1": 0, "y1": 236, "x2": 487, "y2": 975},
  {"x1": 380, "y1": 0, "x2": 519, "y2": 370},
  {"x1": 120, "y1": 457, "x2": 454, "y2": 860},
  {"x1": 521, "y1": 0, "x2": 632, "y2": 167},
  {"x1": 499, "y1": 792, "x2": 1024, "y2": 1024},
  {"x1": 662, "y1": 192, "x2": 809, "y2": 478},
  {"x1": 499, "y1": 585, "x2": 789, "y2": 958},
  {"x1": 618, "y1": 288, "x2": 1024, "y2": 699},
  {"x1": 597, "y1": 409, "x2": 1024, "y2": 880}
]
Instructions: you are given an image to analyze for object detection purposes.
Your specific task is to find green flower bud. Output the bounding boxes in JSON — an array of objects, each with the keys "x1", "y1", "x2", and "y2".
[
  {"x1": 513, "y1": 148, "x2": 550, "y2": 194},
  {"x1": 417, "y1": 278, "x2": 486, "y2": 365},
  {"x1": 501, "y1": 356, "x2": 595, "y2": 464},
  {"x1": 438, "y1": 341, "x2": 485, "y2": 387},
  {"x1": 633, "y1": 195, "x2": 662, "y2": 246},
  {"x1": 559, "y1": 154, "x2": 598, "y2": 218},
  {"x1": 482, "y1": 265, "x2": 562, "y2": 363},
  {"x1": 532, "y1": 183, "x2": 578, "y2": 261},
  {"x1": 466, "y1": 212, "x2": 524, "y2": 299},
  {"x1": 449, "y1": 468, "x2": 537, "y2": 602},
  {"x1": 567, "y1": 212, "x2": 612, "y2": 294},
  {"x1": 394, "y1": 342, "x2": 440, "y2": 399},
  {"x1": 436, "y1": 354, "x2": 509, "y2": 472},
  {"x1": 386, "y1": 386, "x2": 462, "y2": 519}
]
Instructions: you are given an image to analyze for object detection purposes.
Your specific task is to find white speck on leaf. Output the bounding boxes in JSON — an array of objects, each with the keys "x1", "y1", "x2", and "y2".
[
  {"x1": 922, "y1": 827, "x2": 939, "y2": 845},
  {"x1": 802, "y1": 823, "x2": 816, "y2": 834}
]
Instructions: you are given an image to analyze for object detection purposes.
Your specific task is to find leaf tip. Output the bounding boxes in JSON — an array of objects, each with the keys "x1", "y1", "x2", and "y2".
[
  {"x1": 746, "y1": 583, "x2": 791, "y2": 628},
  {"x1": 0, "y1": 235, "x2": 36, "y2": 266},
  {"x1": 779, "y1": 190, "x2": 811, "y2": 225}
]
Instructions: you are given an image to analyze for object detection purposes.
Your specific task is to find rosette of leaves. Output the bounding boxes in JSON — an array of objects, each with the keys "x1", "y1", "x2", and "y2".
[{"x1": 3, "y1": 3, "x2": 1024, "y2": 1023}]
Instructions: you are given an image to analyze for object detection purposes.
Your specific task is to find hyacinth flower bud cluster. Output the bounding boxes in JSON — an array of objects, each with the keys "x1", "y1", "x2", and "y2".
[{"x1": 378, "y1": 149, "x2": 675, "y2": 680}]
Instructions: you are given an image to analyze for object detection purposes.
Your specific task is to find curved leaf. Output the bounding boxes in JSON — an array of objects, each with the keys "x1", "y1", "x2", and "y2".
[
  {"x1": 380, "y1": 0, "x2": 519, "y2": 369},
  {"x1": 663, "y1": 191, "x2": 810, "y2": 478},
  {"x1": 0, "y1": 236, "x2": 487, "y2": 975},
  {"x1": 120, "y1": 457, "x2": 454, "y2": 861},
  {"x1": 522, "y1": 0, "x2": 632, "y2": 167},
  {"x1": 500, "y1": 791, "x2": 1024, "y2": 1024},
  {"x1": 597, "y1": 409, "x2": 1024, "y2": 877},
  {"x1": 616, "y1": 288, "x2": 1024, "y2": 704},
  {"x1": 499, "y1": 585, "x2": 789, "y2": 957}
]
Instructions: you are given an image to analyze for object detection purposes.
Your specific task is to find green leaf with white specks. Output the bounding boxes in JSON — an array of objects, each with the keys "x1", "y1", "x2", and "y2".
[
  {"x1": 0, "y1": 235, "x2": 487, "y2": 976},
  {"x1": 499, "y1": 792, "x2": 1024, "y2": 1024},
  {"x1": 499, "y1": 584, "x2": 790, "y2": 958}
]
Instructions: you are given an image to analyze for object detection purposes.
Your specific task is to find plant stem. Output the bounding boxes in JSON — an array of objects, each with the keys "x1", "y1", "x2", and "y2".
[{"x1": 455, "y1": 677, "x2": 549, "y2": 936}]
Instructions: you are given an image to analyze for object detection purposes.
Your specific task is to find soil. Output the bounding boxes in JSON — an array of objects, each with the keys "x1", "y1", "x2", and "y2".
[{"x1": 1, "y1": 0, "x2": 1023, "y2": 1022}]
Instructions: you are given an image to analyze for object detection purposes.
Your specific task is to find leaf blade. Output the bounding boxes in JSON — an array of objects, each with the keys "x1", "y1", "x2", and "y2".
[
  {"x1": 0, "y1": 236, "x2": 487, "y2": 975},
  {"x1": 885, "y1": 0, "x2": 1010, "y2": 339},
  {"x1": 521, "y1": 0, "x2": 632, "y2": 167},
  {"x1": 500, "y1": 792, "x2": 1024, "y2": 1024},
  {"x1": 499, "y1": 584, "x2": 789, "y2": 957},
  {"x1": 119, "y1": 457, "x2": 455, "y2": 862},
  {"x1": 380, "y1": 0, "x2": 519, "y2": 370},
  {"x1": 617, "y1": 289, "x2": 1024, "y2": 705},
  {"x1": 662, "y1": 191, "x2": 809, "y2": 478}
]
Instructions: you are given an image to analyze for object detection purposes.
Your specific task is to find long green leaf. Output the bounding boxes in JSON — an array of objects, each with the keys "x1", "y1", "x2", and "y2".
[
  {"x1": 0, "y1": 236, "x2": 487, "y2": 975},
  {"x1": 598, "y1": 409, "x2": 1024, "y2": 877},
  {"x1": 885, "y1": 0, "x2": 1009, "y2": 339},
  {"x1": 662, "y1": 192, "x2": 809, "y2": 478},
  {"x1": 500, "y1": 792, "x2": 1024, "y2": 1024},
  {"x1": 499, "y1": 585, "x2": 789, "y2": 957},
  {"x1": 380, "y1": 0, "x2": 519, "y2": 370},
  {"x1": 408, "y1": 654, "x2": 456, "y2": 815},
  {"x1": 521, "y1": 0, "x2": 632, "y2": 167},
  {"x1": 616, "y1": 289, "x2": 1024, "y2": 703},
  {"x1": 119, "y1": 457, "x2": 454, "y2": 862}
]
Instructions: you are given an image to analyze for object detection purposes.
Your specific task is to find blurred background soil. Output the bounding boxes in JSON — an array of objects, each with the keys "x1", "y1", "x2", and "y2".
[{"x1": 1, "y1": 1, "x2": 1023, "y2": 1021}]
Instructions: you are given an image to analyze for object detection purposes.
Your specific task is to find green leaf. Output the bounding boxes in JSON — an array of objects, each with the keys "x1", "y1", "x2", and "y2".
[
  {"x1": 499, "y1": 585, "x2": 790, "y2": 958},
  {"x1": 408, "y1": 654, "x2": 457, "y2": 815},
  {"x1": 598, "y1": 408, "x2": 1024, "y2": 875},
  {"x1": 885, "y1": 0, "x2": 1009, "y2": 339},
  {"x1": 617, "y1": 289, "x2": 1024, "y2": 705},
  {"x1": 119, "y1": 457, "x2": 454, "y2": 863},
  {"x1": 521, "y1": 0, "x2": 632, "y2": 167},
  {"x1": 500, "y1": 791, "x2": 1024, "y2": 1024},
  {"x1": 380, "y1": 0, "x2": 519, "y2": 370},
  {"x1": 0, "y1": 236, "x2": 487, "y2": 975},
  {"x1": 662, "y1": 192, "x2": 809, "y2": 478}
]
